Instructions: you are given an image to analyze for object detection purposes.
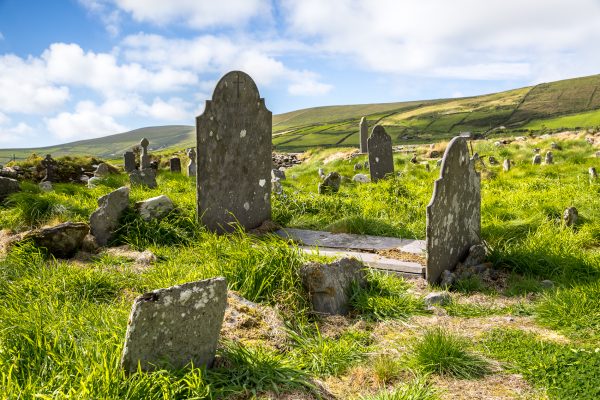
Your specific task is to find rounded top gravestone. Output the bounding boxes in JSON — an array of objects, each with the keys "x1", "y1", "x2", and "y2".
[{"x1": 196, "y1": 71, "x2": 272, "y2": 233}]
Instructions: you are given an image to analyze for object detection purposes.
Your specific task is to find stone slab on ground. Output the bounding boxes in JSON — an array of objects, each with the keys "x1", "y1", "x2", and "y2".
[
  {"x1": 121, "y1": 277, "x2": 227, "y2": 373},
  {"x1": 275, "y1": 228, "x2": 426, "y2": 254}
]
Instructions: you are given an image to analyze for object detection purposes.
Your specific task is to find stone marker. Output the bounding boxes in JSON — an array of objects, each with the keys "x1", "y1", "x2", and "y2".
[
  {"x1": 129, "y1": 169, "x2": 157, "y2": 188},
  {"x1": 140, "y1": 138, "x2": 150, "y2": 169},
  {"x1": 135, "y1": 195, "x2": 174, "y2": 221},
  {"x1": 186, "y1": 148, "x2": 196, "y2": 177},
  {"x1": 41, "y1": 154, "x2": 57, "y2": 182},
  {"x1": 196, "y1": 71, "x2": 272, "y2": 232},
  {"x1": 271, "y1": 168, "x2": 286, "y2": 180},
  {"x1": 124, "y1": 151, "x2": 136, "y2": 173},
  {"x1": 563, "y1": 207, "x2": 578, "y2": 227},
  {"x1": 0, "y1": 176, "x2": 20, "y2": 201},
  {"x1": 94, "y1": 163, "x2": 110, "y2": 178},
  {"x1": 300, "y1": 258, "x2": 365, "y2": 315},
  {"x1": 90, "y1": 186, "x2": 129, "y2": 246},
  {"x1": 121, "y1": 277, "x2": 227, "y2": 373},
  {"x1": 590, "y1": 167, "x2": 598, "y2": 181},
  {"x1": 24, "y1": 221, "x2": 89, "y2": 258},
  {"x1": 532, "y1": 154, "x2": 542, "y2": 165},
  {"x1": 359, "y1": 117, "x2": 368, "y2": 153},
  {"x1": 551, "y1": 142, "x2": 559, "y2": 149},
  {"x1": 169, "y1": 157, "x2": 181, "y2": 173},
  {"x1": 272, "y1": 178, "x2": 283, "y2": 194},
  {"x1": 544, "y1": 151, "x2": 554, "y2": 164},
  {"x1": 426, "y1": 136, "x2": 481, "y2": 283},
  {"x1": 318, "y1": 171, "x2": 341, "y2": 194},
  {"x1": 353, "y1": 173, "x2": 369, "y2": 183},
  {"x1": 367, "y1": 125, "x2": 394, "y2": 182},
  {"x1": 503, "y1": 159, "x2": 511, "y2": 172},
  {"x1": 39, "y1": 181, "x2": 53, "y2": 192},
  {"x1": 354, "y1": 162, "x2": 363, "y2": 170}
]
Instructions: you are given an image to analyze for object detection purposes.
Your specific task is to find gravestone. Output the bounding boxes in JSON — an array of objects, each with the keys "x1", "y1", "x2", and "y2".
[
  {"x1": 544, "y1": 151, "x2": 554, "y2": 164},
  {"x1": 590, "y1": 167, "x2": 598, "y2": 181},
  {"x1": 503, "y1": 159, "x2": 511, "y2": 172},
  {"x1": 123, "y1": 151, "x2": 136, "y2": 173},
  {"x1": 129, "y1": 169, "x2": 157, "y2": 188},
  {"x1": 186, "y1": 148, "x2": 196, "y2": 177},
  {"x1": 94, "y1": 163, "x2": 110, "y2": 178},
  {"x1": 532, "y1": 154, "x2": 542, "y2": 165},
  {"x1": 90, "y1": 187, "x2": 129, "y2": 246},
  {"x1": 359, "y1": 117, "x2": 368, "y2": 153},
  {"x1": 140, "y1": 138, "x2": 150, "y2": 169},
  {"x1": 426, "y1": 136, "x2": 481, "y2": 283},
  {"x1": 0, "y1": 177, "x2": 20, "y2": 201},
  {"x1": 121, "y1": 277, "x2": 227, "y2": 373},
  {"x1": 367, "y1": 125, "x2": 394, "y2": 182},
  {"x1": 41, "y1": 154, "x2": 57, "y2": 182},
  {"x1": 318, "y1": 171, "x2": 341, "y2": 194},
  {"x1": 169, "y1": 157, "x2": 181, "y2": 173},
  {"x1": 196, "y1": 71, "x2": 272, "y2": 232}
]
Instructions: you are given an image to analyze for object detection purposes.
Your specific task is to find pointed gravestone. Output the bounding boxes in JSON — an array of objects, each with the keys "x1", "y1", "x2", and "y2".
[
  {"x1": 426, "y1": 136, "x2": 481, "y2": 283},
  {"x1": 367, "y1": 125, "x2": 394, "y2": 182},
  {"x1": 359, "y1": 117, "x2": 368, "y2": 153},
  {"x1": 186, "y1": 148, "x2": 196, "y2": 177},
  {"x1": 123, "y1": 151, "x2": 136, "y2": 173},
  {"x1": 196, "y1": 71, "x2": 272, "y2": 232},
  {"x1": 169, "y1": 157, "x2": 181, "y2": 173}
]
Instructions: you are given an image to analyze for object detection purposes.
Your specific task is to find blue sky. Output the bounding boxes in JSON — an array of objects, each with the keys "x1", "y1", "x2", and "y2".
[{"x1": 1, "y1": 0, "x2": 600, "y2": 148}]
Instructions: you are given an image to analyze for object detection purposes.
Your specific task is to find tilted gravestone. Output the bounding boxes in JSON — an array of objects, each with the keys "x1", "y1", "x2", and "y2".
[
  {"x1": 426, "y1": 136, "x2": 481, "y2": 283},
  {"x1": 169, "y1": 157, "x2": 181, "y2": 173},
  {"x1": 186, "y1": 148, "x2": 196, "y2": 177},
  {"x1": 121, "y1": 277, "x2": 227, "y2": 373},
  {"x1": 196, "y1": 71, "x2": 272, "y2": 232},
  {"x1": 359, "y1": 117, "x2": 368, "y2": 153},
  {"x1": 123, "y1": 151, "x2": 136, "y2": 173},
  {"x1": 367, "y1": 125, "x2": 394, "y2": 182}
]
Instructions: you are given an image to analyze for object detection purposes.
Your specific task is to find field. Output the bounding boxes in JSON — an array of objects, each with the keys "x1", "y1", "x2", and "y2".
[{"x1": 1, "y1": 133, "x2": 599, "y2": 399}]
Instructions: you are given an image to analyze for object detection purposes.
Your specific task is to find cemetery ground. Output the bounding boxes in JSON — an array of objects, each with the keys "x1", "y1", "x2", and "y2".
[{"x1": 0, "y1": 135, "x2": 599, "y2": 399}]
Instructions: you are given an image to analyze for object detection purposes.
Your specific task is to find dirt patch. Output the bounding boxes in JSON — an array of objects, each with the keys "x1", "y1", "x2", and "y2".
[
  {"x1": 323, "y1": 149, "x2": 360, "y2": 164},
  {"x1": 432, "y1": 373, "x2": 542, "y2": 400},
  {"x1": 377, "y1": 249, "x2": 426, "y2": 265}
]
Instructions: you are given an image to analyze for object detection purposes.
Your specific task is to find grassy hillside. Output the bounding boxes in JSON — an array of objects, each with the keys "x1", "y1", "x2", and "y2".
[{"x1": 3, "y1": 74, "x2": 600, "y2": 159}]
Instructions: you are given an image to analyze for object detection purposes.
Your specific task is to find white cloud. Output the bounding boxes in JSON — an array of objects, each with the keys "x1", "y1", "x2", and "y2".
[
  {"x1": 288, "y1": 81, "x2": 333, "y2": 96},
  {"x1": 0, "y1": 122, "x2": 34, "y2": 143},
  {"x1": 0, "y1": 112, "x2": 9, "y2": 125},
  {"x1": 137, "y1": 97, "x2": 191, "y2": 121},
  {"x1": 111, "y1": 0, "x2": 271, "y2": 29},
  {"x1": 46, "y1": 103, "x2": 127, "y2": 140},
  {"x1": 78, "y1": 0, "x2": 121, "y2": 36}
]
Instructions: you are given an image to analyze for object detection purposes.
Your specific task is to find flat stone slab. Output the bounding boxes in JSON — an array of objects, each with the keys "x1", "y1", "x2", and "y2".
[
  {"x1": 275, "y1": 228, "x2": 426, "y2": 254},
  {"x1": 299, "y1": 246, "x2": 424, "y2": 277}
]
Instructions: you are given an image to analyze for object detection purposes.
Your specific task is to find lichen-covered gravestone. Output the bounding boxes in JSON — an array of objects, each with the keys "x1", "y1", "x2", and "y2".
[
  {"x1": 359, "y1": 116, "x2": 368, "y2": 153},
  {"x1": 123, "y1": 151, "x2": 136, "y2": 173},
  {"x1": 426, "y1": 136, "x2": 481, "y2": 283},
  {"x1": 196, "y1": 71, "x2": 272, "y2": 232},
  {"x1": 367, "y1": 125, "x2": 394, "y2": 182},
  {"x1": 169, "y1": 157, "x2": 181, "y2": 173},
  {"x1": 121, "y1": 277, "x2": 227, "y2": 373},
  {"x1": 186, "y1": 148, "x2": 196, "y2": 177},
  {"x1": 89, "y1": 186, "x2": 129, "y2": 246}
]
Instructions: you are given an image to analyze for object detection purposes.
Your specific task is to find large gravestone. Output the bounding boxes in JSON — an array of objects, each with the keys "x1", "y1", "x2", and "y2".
[
  {"x1": 426, "y1": 136, "x2": 481, "y2": 283},
  {"x1": 367, "y1": 125, "x2": 394, "y2": 182},
  {"x1": 121, "y1": 277, "x2": 227, "y2": 373},
  {"x1": 196, "y1": 71, "x2": 272, "y2": 232},
  {"x1": 359, "y1": 117, "x2": 368, "y2": 153},
  {"x1": 123, "y1": 151, "x2": 136, "y2": 173},
  {"x1": 169, "y1": 157, "x2": 181, "y2": 173}
]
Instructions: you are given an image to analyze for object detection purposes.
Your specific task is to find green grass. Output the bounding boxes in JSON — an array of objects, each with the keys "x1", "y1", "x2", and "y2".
[
  {"x1": 359, "y1": 377, "x2": 439, "y2": 400},
  {"x1": 524, "y1": 108, "x2": 600, "y2": 130}
]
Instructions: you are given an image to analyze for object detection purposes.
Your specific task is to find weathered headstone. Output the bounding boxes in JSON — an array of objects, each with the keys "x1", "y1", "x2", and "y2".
[
  {"x1": 123, "y1": 151, "x2": 136, "y2": 173},
  {"x1": 41, "y1": 154, "x2": 57, "y2": 182},
  {"x1": 89, "y1": 187, "x2": 129, "y2": 246},
  {"x1": 186, "y1": 148, "x2": 196, "y2": 177},
  {"x1": 94, "y1": 163, "x2": 110, "y2": 178},
  {"x1": 0, "y1": 176, "x2": 20, "y2": 201},
  {"x1": 140, "y1": 138, "x2": 150, "y2": 169},
  {"x1": 359, "y1": 117, "x2": 368, "y2": 153},
  {"x1": 590, "y1": 167, "x2": 598, "y2": 181},
  {"x1": 196, "y1": 71, "x2": 272, "y2": 232},
  {"x1": 503, "y1": 159, "x2": 511, "y2": 172},
  {"x1": 121, "y1": 277, "x2": 227, "y2": 373},
  {"x1": 318, "y1": 171, "x2": 341, "y2": 194},
  {"x1": 426, "y1": 136, "x2": 481, "y2": 283},
  {"x1": 129, "y1": 169, "x2": 157, "y2": 188},
  {"x1": 544, "y1": 151, "x2": 554, "y2": 164},
  {"x1": 169, "y1": 157, "x2": 181, "y2": 173},
  {"x1": 135, "y1": 195, "x2": 174, "y2": 221},
  {"x1": 23, "y1": 221, "x2": 89, "y2": 258},
  {"x1": 367, "y1": 125, "x2": 394, "y2": 182},
  {"x1": 563, "y1": 207, "x2": 578, "y2": 227},
  {"x1": 271, "y1": 168, "x2": 286, "y2": 180},
  {"x1": 532, "y1": 154, "x2": 542, "y2": 165}
]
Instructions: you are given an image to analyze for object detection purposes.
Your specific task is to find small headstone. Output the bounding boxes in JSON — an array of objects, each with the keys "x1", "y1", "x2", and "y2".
[
  {"x1": 38, "y1": 181, "x2": 53, "y2": 192},
  {"x1": 503, "y1": 159, "x2": 511, "y2": 172},
  {"x1": 123, "y1": 151, "x2": 136, "y2": 173},
  {"x1": 426, "y1": 136, "x2": 481, "y2": 283},
  {"x1": 196, "y1": 71, "x2": 272, "y2": 233},
  {"x1": 488, "y1": 156, "x2": 498, "y2": 165},
  {"x1": 353, "y1": 162, "x2": 363, "y2": 170},
  {"x1": 352, "y1": 173, "x2": 369, "y2": 183},
  {"x1": 550, "y1": 142, "x2": 559, "y2": 150},
  {"x1": 532, "y1": 154, "x2": 542, "y2": 165},
  {"x1": 120, "y1": 277, "x2": 227, "y2": 373},
  {"x1": 89, "y1": 187, "x2": 130, "y2": 246},
  {"x1": 300, "y1": 258, "x2": 366, "y2": 315},
  {"x1": 428, "y1": 150, "x2": 441, "y2": 158},
  {"x1": 140, "y1": 138, "x2": 150, "y2": 169},
  {"x1": 129, "y1": 169, "x2": 157, "y2": 188},
  {"x1": 367, "y1": 125, "x2": 394, "y2": 182},
  {"x1": 272, "y1": 178, "x2": 283, "y2": 194},
  {"x1": 169, "y1": 157, "x2": 182, "y2": 173},
  {"x1": 318, "y1": 168, "x2": 325, "y2": 179},
  {"x1": 94, "y1": 163, "x2": 110, "y2": 178},
  {"x1": 135, "y1": 195, "x2": 174, "y2": 221},
  {"x1": 424, "y1": 291, "x2": 451, "y2": 306},
  {"x1": 0, "y1": 176, "x2": 20, "y2": 201},
  {"x1": 318, "y1": 171, "x2": 341, "y2": 194},
  {"x1": 410, "y1": 154, "x2": 418, "y2": 164},
  {"x1": 590, "y1": 167, "x2": 598, "y2": 181},
  {"x1": 186, "y1": 148, "x2": 196, "y2": 177},
  {"x1": 271, "y1": 168, "x2": 286, "y2": 180},
  {"x1": 563, "y1": 207, "x2": 578, "y2": 227},
  {"x1": 41, "y1": 154, "x2": 58, "y2": 182},
  {"x1": 544, "y1": 151, "x2": 554, "y2": 165},
  {"x1": 359, "y1": 117, "x2": 368, "y2": 153}
]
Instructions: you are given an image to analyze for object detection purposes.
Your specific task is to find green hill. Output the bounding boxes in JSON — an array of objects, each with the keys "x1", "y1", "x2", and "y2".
[{"x1": 2, "y1": 73, "x2": 600, "y2": 160}]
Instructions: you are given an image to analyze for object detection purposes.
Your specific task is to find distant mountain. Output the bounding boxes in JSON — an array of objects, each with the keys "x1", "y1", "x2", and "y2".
[{"x1": 2, "y1": 73, "x2": 600, "y2": 160}]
